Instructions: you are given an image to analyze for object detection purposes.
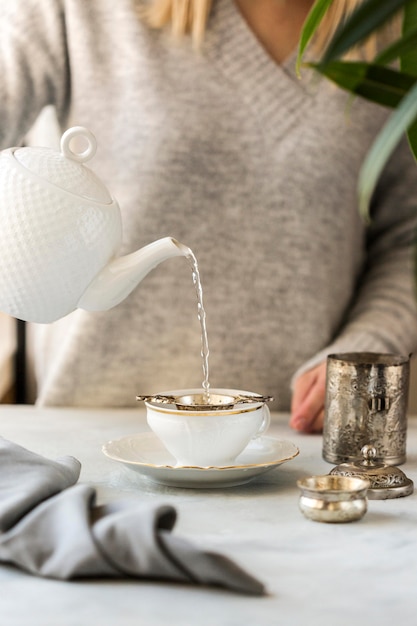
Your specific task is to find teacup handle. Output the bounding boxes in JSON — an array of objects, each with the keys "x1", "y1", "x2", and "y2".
[{"x1": 253, "y1": 404, "x2": 271, "y2": 439}]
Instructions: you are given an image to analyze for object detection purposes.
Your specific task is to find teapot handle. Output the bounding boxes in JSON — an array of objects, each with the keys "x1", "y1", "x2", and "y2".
[{"x1": 60, "y1": 126, "x2": 97, "y2": 163}]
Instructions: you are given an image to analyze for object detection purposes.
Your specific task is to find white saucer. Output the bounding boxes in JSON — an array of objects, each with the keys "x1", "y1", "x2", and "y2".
[{"x1": 102, "y1": 432, "x2": 300, "y2": 488}]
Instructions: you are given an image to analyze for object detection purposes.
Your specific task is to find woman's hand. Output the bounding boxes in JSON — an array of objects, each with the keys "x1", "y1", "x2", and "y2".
[{"x1": 289, "y1": 361, "x2": 327, "y2": 433}]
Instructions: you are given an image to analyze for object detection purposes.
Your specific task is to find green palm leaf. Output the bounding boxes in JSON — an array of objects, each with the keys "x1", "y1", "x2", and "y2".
[
  {"x1": 402, "y1": 0, "x2": 417, "y2": 76},
  {"x1": 323, "y1": 0, "x2": 411, "y2": 62},
  {"x1": 296, "y1": 0, "x2": 334, "y2": 75},
  {"x1": 375, "y1": 27, "x2": 417, "y2": 66},
  {"x1": 358, "y1": 80, "x2": 417, "y2": 220},
  {"x1": 309, "y1": 61, "x2": 416, "y2": 108},
  {"x1": 402, "y1": 1, "x2": 417, "y2": 157},
  {"x1": 298, "y1": 0, "x2": 417, "y2": 221}
]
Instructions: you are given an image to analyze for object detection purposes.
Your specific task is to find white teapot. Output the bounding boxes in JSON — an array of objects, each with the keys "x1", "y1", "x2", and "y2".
[{"x1": 0, "y1": 126, "x2": 189, "y2": 323}]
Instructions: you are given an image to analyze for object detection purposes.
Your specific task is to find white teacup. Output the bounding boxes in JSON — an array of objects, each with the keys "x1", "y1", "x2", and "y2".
[{"x1": 143, "y1": 388, "x2": 271, "y2": 467}]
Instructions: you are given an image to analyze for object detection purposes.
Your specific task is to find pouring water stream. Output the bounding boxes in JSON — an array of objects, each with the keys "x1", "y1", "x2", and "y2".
[{"x1": 183, "y1": 246, "x2": 211, "y2": 402}]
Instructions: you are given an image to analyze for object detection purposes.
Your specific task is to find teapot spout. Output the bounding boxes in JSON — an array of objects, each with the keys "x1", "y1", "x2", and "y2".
[{"x1": 78, "y1": 237, "x2": 190, "y2": 312}]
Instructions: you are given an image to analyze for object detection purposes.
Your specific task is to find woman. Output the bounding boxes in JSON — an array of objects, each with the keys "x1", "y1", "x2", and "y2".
[{"x1": 1, "y1": 0, "x2": 416, "y2": 433}]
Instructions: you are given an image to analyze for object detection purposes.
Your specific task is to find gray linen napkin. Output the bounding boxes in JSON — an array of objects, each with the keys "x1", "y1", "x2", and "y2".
[{"x1": 0, "y1": 438, "x2": 265, "y2": 595}]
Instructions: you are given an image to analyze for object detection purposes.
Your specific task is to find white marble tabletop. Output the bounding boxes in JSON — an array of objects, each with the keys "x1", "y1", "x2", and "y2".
[{"x1": 0, "y1": 405, "x2": 416, "y2": 626}]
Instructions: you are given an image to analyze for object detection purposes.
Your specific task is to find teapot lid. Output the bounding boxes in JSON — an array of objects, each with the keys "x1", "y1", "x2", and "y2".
[
  {"x1": 330, "y1": 445, "x2": 414, "y2": 500},
  {"x1": 13, "y1": 126, "x2": 112, "y2": 204}
]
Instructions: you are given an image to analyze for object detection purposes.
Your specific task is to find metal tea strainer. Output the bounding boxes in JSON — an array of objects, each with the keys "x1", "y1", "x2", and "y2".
[{"x1": 136, "y1": 391, "x2": 274, "y2": 411}]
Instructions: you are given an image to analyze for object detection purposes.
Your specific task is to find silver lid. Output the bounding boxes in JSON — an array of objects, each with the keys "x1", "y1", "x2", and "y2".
[{"x1": 329, "y1": 445, "x2": 414, "y2": 500}]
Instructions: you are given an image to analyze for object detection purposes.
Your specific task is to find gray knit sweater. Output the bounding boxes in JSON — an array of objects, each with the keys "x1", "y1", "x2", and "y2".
[{"x1": 1, "y1": 0, "x2": 417, "y2": 409}]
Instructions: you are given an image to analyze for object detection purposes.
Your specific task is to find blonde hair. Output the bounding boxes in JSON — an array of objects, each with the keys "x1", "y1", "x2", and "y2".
[
  {"x1": 141, "y1": 0, "x2": 397, "y2": 58},
  {"x1": 142, "y1": 0, "x2": 213, "y2": 46}
]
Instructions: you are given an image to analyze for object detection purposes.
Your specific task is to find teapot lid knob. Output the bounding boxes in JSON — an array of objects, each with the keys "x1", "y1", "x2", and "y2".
[{"x1": 60, "y1": 126, "x2": 97, "y2": 163}]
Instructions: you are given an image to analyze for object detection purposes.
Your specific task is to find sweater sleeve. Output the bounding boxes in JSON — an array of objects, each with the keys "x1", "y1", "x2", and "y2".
[
  {"x1": 0, "y1": 0, "x2": 69, "y2": 148},
  {"x1": 292, "y1": 136, "x2": 417, "y2": 385}
]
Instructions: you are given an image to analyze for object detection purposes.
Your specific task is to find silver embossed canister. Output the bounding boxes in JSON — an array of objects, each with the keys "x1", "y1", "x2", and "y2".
[{"x1": 323, "y1": 352, "x2": 410, "y2": 466}]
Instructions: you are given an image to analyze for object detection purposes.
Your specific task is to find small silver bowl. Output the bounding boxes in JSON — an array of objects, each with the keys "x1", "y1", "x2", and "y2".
[{"x1": 297, "y1": 475, "x2": 370, "y2": 523}]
